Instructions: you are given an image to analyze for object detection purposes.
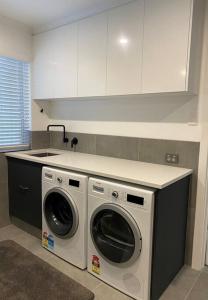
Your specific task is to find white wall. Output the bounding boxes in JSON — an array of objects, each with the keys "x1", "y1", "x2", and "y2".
[
  {"x1": 192, "y1": 0, "x2": 208, "y2": 270},
  {"x1": 33, "y1": 93, "x2": 201, "y2": 141},
  {"x1": 32, "y1": 100, "x2": 51, "y2": 131},
  {"x1": 0, "y1": 15, "x2": 50, "y2": 131},
  {"x1": 0, "y1": 15, "x2": 32, "y2": 61}
]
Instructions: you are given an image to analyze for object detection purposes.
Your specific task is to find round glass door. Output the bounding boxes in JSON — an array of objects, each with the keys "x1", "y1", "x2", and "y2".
[
  {"x1": 44, "y1": 188, "x2": 78, "y2": 239},
  {"x1": 91, "y1": 204, "x2": 142, "y2": 265}
]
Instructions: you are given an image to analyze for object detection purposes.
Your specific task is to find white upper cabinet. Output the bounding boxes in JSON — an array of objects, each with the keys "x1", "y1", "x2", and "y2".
[
  {"x1": 32, "y1": 31, "x2": 56, "y2": 99},
  {"x1": 32, "y1": 0, "x2": 202, "y2": 99},
  {"x1": 142, "y1": 0, "x2": 194, "y2": 94},
  {"x1": 52, "y1": 24, "x2": 78, "y2": 99},
  {"x1": 78, "y1": 13, "x2": 107, "y2": 97},
  {"x1": 107, "y1": 1, "x2": 144, "y2": 95},
  {"x1": 32, "y1": 23, "x2": 77, "y2": 100}
]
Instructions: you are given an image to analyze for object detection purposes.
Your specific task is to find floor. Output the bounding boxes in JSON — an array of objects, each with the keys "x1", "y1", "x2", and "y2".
[{"x1": 0, "y1": 224, "x2": 208, "y2": 300}]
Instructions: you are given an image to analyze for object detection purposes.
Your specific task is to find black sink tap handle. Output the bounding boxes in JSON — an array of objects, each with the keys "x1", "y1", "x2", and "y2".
[{"x1": 71, "y1": 137, "x2": 78, "y2": 149}]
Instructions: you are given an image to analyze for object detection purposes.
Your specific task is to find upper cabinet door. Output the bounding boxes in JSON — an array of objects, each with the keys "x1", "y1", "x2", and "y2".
[
  {"x1": 32, "y1": 31, "x2": 56, "y2": 99},
  {"x1": 52, "y1": 24, "x2": 78, "y2": 99},
  {"x1": 142, "y1": 0, "x2": 193, "y2": 93},
  {"x1": 78, "y1": 13, "x2": 107, "y2": 97},
  {"x1": 32, "y1": 0, "x2": 201, "y2": 99},
  {"x1": 32, "y1": 23, "x2": 78, "y2": 100},
  {"x1": 107, "y1": 1, "x2": 144, "y2": 96}
]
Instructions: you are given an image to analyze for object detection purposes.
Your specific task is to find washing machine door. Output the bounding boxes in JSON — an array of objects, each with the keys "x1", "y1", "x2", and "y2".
[
  {"x1": 44, "y1": 188, "x2": 79, "y2": 239},
  {"x1": 91, "y1": 203, "x2": 142, "y2": 265}
]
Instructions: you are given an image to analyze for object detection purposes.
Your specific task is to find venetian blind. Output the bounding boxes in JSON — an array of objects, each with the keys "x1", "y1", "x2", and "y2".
[{"x1": 0, "y1": 56, "x2": 31, "y2": 150}]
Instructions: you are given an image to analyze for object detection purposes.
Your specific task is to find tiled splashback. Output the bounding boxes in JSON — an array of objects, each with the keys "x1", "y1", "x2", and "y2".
[{"x1": 32, "y1": 130, "x2": 200, "y2": 264}]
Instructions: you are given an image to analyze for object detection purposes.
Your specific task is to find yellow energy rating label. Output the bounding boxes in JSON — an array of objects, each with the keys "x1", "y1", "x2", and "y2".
[{"x1": 92, "y1": 255, "x2": 100, "y2": 275}]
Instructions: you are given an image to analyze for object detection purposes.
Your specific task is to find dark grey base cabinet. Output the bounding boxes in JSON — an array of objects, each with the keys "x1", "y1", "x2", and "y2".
[
  {"x1": 7, "y1": 158, "x2": 42, "y2": 229},
  {"x1": 151, "y1": 176, "x2": 190, "y2": 300}
]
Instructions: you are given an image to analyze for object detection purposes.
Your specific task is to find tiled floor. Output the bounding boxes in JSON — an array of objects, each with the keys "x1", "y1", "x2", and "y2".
[{"x1": 0, "y1": 224, "x2": 208, "y2": 300}]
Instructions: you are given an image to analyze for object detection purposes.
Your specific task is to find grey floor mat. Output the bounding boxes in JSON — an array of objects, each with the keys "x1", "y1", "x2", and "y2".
[{"x1": 0, "y1": 240, "x2": 94, "y2": 300}]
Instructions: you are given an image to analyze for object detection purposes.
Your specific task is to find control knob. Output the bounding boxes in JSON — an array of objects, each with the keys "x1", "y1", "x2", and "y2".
[
  {"x1": 112, "y1": 191, "x2": 119, "y2": 199},
  {"x1": 57, "y1": 177, "x2": 63, "y2": 183}
]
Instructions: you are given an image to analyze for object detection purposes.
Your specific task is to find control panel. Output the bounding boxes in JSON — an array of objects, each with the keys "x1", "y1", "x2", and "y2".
[
  {"x1": 89, "y1": 177, "x2": 155, "y2": 210},
  {"x1": 42, "y1": 167, "x2": 86, "y2": 193}
]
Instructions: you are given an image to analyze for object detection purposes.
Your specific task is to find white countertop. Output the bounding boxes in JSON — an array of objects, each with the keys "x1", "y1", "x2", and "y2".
[{"x1": 5, "y1": 149, "x2": 192, "y2": 189}]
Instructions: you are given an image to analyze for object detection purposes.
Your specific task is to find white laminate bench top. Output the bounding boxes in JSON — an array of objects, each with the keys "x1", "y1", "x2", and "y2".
[{"x1": 5, "y1": 149, "x2": 192, "y2": 189}]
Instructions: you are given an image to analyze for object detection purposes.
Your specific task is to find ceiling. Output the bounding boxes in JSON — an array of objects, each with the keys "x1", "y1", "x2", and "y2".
[{"x1": 0, "y1": 0, "x2": 134, "y2": 34}]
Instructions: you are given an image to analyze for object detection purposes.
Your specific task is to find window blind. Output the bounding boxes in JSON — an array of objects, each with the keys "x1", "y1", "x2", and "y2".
[{"x1": 0, "y1": 56, "x2": 31, "y2": 150}]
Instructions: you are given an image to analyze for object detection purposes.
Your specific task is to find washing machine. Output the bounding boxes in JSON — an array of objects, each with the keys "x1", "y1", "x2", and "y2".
[
  {"x1": 87, "y1": 177, "x2": 155, "y2": 300},
  {"x1": 42, "y1": 167, "x2": 88, "y2": 269}
]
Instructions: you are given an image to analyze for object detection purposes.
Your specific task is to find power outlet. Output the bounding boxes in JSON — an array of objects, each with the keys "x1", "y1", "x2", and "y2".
[{"x1": 165, "y1": 153, "x2": 179, "y2": 164}]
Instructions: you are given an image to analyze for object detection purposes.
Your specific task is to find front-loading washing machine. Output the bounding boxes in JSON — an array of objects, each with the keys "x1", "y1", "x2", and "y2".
[
  {"x1": 87, "y1": 177, "x2": 155, "y2": 300},
  {"x1": 42, "y1": 167, "x2": 88, "y2": 269}
]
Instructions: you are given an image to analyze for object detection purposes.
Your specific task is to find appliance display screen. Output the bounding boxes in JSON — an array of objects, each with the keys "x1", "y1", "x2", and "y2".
[
  {"x1": 127, "y1": 194, "x2": 144, "y2": 205},
  {"x1": 69, "y1": 179, "x2": 80, "y2": 187}
]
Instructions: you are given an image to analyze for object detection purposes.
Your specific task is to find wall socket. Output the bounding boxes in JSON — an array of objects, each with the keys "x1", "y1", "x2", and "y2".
[{"x1": 165, "y1": 153, "x2": 179, "y2": 164}]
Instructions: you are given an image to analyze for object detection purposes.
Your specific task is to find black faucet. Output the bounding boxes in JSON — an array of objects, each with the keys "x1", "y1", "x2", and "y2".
[{"x1": 47, "y1": 125, "x2": 69, "y2": 144}]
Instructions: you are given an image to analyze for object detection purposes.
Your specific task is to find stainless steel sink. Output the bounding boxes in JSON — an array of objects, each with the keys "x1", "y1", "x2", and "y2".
[{"x1": 29, "y1": 152, "x2": 60, "y2": 158}]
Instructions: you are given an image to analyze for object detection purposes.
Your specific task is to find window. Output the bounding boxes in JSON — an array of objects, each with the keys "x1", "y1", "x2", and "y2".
[{"x1": 0, "y1": 56, "x2": 31, "y2": 151}]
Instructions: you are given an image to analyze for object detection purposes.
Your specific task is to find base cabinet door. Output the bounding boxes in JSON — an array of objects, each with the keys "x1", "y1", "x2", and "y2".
[{"x1": 8, "y1": 158, "x2": 42, "y2": 229}]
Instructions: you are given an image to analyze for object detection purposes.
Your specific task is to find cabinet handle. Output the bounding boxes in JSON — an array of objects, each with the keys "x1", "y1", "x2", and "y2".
[{"x1": 18, "y1": 185, "x2": 31, "y2": 192}]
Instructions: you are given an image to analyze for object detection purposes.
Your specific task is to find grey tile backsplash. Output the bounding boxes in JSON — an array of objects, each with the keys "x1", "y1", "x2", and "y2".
[
  {"x1": 49, "y1": 131, "x2": 97, "y2": 154},
  {"x1": 46, "y1": 130, "x2": 200, "y2": 265},
  {"x1": 31, "y1": 131, "x2": 50, "y2": 150},
  {"x1": 96, "y1": 135, "x2": 138, "y2": 160}
]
